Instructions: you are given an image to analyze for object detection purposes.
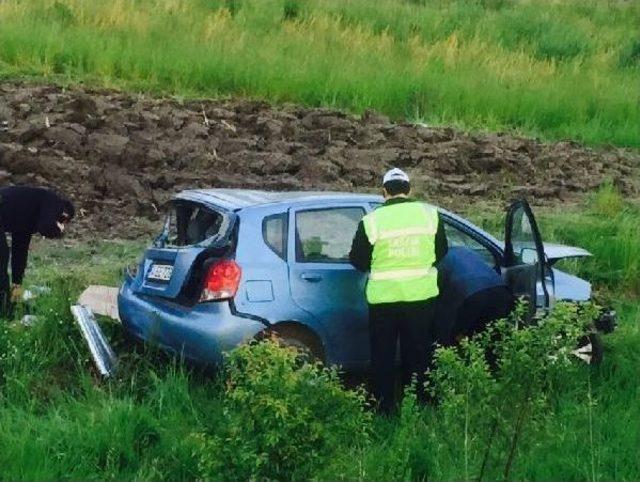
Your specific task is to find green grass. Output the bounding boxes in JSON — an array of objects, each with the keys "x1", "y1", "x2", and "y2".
[
  {"x1": 0, "y1": 193, "x2": 638, "y2": 480},
  {"x1": 0, "y1": 0, "x2": 639, "y2": 146}
]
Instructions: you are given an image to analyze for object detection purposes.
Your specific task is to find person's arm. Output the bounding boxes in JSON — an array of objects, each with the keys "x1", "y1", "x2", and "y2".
[
  {"x1": 349, "y1": 220, "x2": 373, "y2": 272},
  {"x1": 36, "y1": 202, "x2": 64, "y2": 238},
  {"x1": 435, "y1": 213, "x2": 448, "y2": 263},
  {"x1": 10, "y1": 232, "x2": 32, "y2": 285}
]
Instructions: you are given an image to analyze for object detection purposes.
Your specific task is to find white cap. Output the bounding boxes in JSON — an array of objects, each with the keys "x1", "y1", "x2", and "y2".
[{"x1": 382, "y1": 167, "x2": 410, "y2": 185}]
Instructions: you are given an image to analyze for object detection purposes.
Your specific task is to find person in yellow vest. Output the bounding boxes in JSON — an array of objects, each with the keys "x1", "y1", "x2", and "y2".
[{"x1": 349, "y1": 168, "x2": 448, "y2": 414}]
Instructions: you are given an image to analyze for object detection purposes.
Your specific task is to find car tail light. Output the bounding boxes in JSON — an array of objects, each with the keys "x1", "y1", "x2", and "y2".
[{"x1": 200, "y1": 259, "x2": 242, "y2": 302}]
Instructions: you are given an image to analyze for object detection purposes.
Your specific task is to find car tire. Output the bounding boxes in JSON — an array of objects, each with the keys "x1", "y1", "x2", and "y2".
[
  {"x1": 574, "y1": 332, "x2": 604, "y2": 365},
  {"x1": 269, "y1": 324, "x2": 324, "y2": 364}
]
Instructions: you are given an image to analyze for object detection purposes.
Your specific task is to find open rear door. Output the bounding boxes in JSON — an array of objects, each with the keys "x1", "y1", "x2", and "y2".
[{"x1": 503, "y1": 199, "x2": 553, "y2": 321}]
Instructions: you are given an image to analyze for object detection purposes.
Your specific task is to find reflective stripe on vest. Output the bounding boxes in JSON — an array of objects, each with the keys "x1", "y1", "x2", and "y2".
[
  {"x1": 369, "y1": 267, "x2": 437, "y2": 281},
  {"x1": 363, "y1": 202, "x2": 439, "y2": 304}
]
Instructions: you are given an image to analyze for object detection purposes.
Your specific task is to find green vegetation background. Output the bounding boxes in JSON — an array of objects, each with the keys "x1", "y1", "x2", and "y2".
[{"x1": 1, "y1": 0, "x2": 639, "y2": 146}]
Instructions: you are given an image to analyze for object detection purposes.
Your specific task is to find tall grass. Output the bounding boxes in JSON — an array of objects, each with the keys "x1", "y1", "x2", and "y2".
[{"x1": 0, "y1": 0, "x2": 639, "y2": 146}]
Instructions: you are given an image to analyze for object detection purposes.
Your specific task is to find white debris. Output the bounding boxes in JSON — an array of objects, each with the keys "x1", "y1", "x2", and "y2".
[
  {"x1": 20, "y1": 315, "x2": 39, "y2": 327},
  {"x1": 78, "y1": 285, "x2": 120, "y2": 321}
]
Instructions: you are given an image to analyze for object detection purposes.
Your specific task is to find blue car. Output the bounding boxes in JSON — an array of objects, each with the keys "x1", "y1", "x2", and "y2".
[{"x1": 118, "y1": 189, "x2": 606, "y2": 370}]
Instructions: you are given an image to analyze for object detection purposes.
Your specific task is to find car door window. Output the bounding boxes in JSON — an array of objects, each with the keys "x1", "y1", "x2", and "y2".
[
  {"x1": 510, "y1": 208, "x2": 538, "y2": 265},
  {"x1": 263, "y1": 213, "x2": 288, "y2": 260},
  {"x1": 443, "y1": 222, "x2": 498, "y2": 267},
  {"x1": 504, "y1": 199, "x2": 552, "y2": 313},
  {"x1": 295, "y1": 207, "x2": 365, "y2": 263}
]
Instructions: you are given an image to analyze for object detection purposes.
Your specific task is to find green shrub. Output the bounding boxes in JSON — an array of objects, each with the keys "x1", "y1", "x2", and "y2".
[
  {"x1": 324, "y1": 301, "x2": 601, "y2": 481},
  {"x1": 427, "y1": 301, "x2": 599, "y2": 480},
  {"x1": 193, "y1": 340, "x2": 371, "y2": 480}
]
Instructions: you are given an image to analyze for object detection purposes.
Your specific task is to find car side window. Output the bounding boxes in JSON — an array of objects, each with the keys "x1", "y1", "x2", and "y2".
[
  {"x1": 295, "y1": 207, "x2": 365, "y2": 263},
  {"x1": 443, "y1": 221, "x2": 498, "y2": 268},
  {"x1": 263, "y1": 213, "x2": 288, "y2": 260}
]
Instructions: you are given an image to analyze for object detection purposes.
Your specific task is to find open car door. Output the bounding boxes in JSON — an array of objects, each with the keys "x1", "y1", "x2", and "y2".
[{"x1": 503, "y1": 199, "x2": 554, "y2": 321}]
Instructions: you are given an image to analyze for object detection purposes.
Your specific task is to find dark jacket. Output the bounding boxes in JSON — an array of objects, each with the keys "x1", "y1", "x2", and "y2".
[
  {"x1": 349, "y1": 197, "x2": 448, "y2": 273},
  {"x1": 437, "y1": 246, "x2": 507, "y2": 301},
  {"x1": 0, "y1": 186, "x2": 74, "y2": 284},
  {"x1": 435, "y1": 246, "x2": 511, "y2": 343}
]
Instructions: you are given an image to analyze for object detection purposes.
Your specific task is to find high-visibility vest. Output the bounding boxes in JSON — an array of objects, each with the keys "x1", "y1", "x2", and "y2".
[{"x1": 363, "y1": 201, "x2": 439, "y2": 304}]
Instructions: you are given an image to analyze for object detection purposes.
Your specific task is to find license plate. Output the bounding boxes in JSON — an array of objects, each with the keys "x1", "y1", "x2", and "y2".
[{"x1": 147, "y1": 263, "x2": 174, "y2": 282}]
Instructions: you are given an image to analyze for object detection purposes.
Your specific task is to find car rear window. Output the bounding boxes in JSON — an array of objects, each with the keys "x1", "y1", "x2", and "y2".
[
  {"x1": 263, "y1": 213, "x2": 288, "y2": 260},
  {"x1": 166, "y1": 201, "x2": 225, "y2": 247}
]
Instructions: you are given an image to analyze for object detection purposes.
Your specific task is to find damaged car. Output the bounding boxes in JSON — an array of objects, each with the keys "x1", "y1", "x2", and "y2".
[{"x1": 118, "y1": 189, "x2": 615, "y2": 370}]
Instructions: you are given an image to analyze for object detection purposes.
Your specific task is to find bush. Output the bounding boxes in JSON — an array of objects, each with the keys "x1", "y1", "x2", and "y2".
[
  {"x1": 322, "y1": 301, "x2": 600, "y2": 481},
  {"x1": 426, "y1": 301, "x2": 599, "y2": 480},
  {"x1": 193, "y1": 340, "x2": 371, "y2": 481}
]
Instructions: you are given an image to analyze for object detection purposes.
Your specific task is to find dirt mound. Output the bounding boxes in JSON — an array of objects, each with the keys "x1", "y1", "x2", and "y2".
[{"x1": 1, "y1": 82, "x2": 638, "y2": 238}]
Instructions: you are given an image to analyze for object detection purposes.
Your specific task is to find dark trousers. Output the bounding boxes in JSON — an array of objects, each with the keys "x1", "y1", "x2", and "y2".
[
  {"x1": 369, "y1": 298, "x2": 437, "y2": 414},
  {"x1": 0, "y1": 230, "x2": 10, "y2": 317}
]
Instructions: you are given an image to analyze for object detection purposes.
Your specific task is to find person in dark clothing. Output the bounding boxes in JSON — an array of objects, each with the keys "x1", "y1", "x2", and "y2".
[
  {"x1": 349, "y1": 168, "x2": 448, "y2": 414},
  {"x1": 435, "y1": 246, "x2": 513, "y2": 346},
  {"x1": 0, "y1": 186, "x2": 75, "y2": 317}
]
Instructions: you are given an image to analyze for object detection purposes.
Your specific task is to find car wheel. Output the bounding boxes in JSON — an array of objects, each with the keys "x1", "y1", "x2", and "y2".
[
  {"x1": 269, "y1": 324, "x2": 324, "y2": 364},
  {"x1": 573, "y1": 332, "x2": 603, "y2": 365}
]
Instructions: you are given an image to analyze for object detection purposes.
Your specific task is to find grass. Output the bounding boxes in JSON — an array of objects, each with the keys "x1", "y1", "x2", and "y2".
[
  {"x1": 0, "y1": 0, "x2": 639, "y2": 146},
  {"x1": 0, "y1": 191, "x2": 638, "y2": 480}
]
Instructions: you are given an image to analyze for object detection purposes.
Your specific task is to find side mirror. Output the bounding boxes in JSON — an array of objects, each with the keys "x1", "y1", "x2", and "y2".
[{"x1": 520, "y1": 247, "x2": 538, "y2": 264}]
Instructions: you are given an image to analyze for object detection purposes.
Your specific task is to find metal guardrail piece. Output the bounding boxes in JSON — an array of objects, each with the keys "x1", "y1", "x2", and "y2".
[{"x1": 71, "y1": 305, "x2": 118, "y2": 378}]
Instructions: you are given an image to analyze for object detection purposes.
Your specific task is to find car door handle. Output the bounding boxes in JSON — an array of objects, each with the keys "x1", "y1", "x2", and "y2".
[{"x1": 300, "y1": 273, "x2": 323, "y2": 282}]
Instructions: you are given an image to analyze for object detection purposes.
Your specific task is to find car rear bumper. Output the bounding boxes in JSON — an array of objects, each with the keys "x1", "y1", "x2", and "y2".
[{"x1": 118, "y1": 276, "x2": 267, "y2": 365}]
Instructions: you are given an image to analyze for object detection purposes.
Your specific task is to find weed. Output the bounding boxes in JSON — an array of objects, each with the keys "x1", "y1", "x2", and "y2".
[
  {"x1": 590, "y1": 181, "x2": 625, "y2": 218},
  {"x1": 619, "y1": 39, "x2": 640, "y2": 68},
  {"x1": 283, "y1": 0, "x2": 301, "y2": 20}
]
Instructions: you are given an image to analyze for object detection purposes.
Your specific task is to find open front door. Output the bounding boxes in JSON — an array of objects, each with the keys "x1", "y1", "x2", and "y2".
[{"x1": 503, "y1": 200, "x2": 553, "y2": 320}]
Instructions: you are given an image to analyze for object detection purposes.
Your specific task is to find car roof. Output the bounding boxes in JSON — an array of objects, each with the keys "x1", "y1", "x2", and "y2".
[
  {"x1": 174, "y1": 188, "x2": 382, "y2": 210},
  {"x1": 173, "y1": 188, "x2": 503, "y2": 249}
]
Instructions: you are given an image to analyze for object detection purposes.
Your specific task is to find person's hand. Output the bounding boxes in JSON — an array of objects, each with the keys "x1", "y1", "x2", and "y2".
[{"x1": 10, "y1": 284, "x2": 23, "y2": 303}]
